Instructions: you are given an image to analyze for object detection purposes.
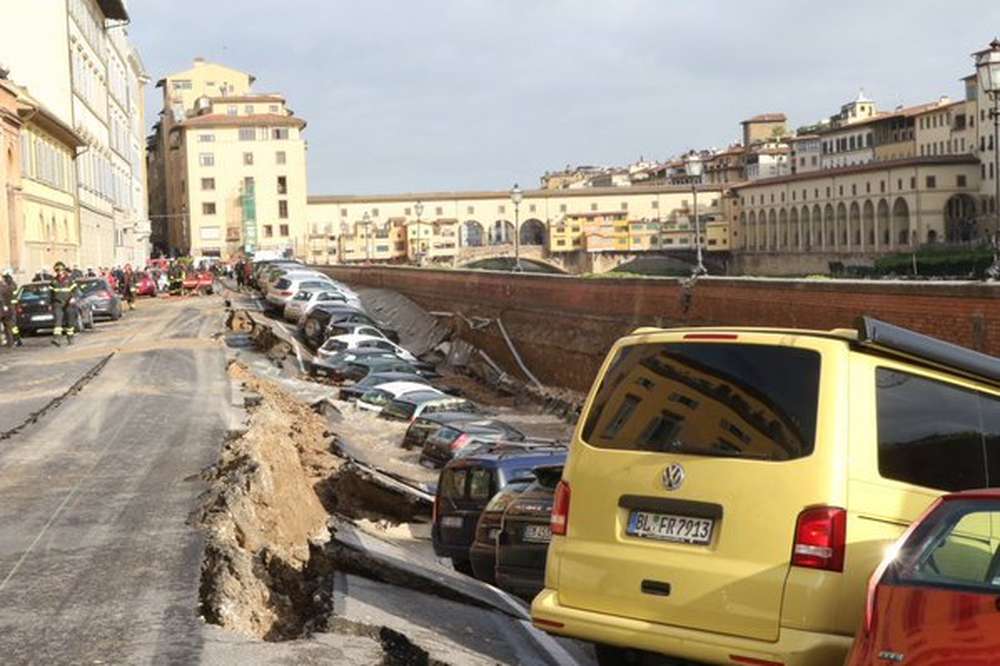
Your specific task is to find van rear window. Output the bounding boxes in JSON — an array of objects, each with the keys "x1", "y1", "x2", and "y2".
[{"x1": 581, "y1": 342, "x2": 821, "y2": 460}]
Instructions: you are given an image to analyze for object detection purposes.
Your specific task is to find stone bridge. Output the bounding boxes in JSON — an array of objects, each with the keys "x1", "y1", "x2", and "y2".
[{"x1": 453, "y1": 243, "x2": 730, "y2": 275}]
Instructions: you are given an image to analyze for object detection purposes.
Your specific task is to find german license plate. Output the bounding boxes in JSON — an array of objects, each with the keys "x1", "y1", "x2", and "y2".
[
  {"x1": 523, "y1": 524, "x2": 552, "y2": 543},
  {"x1": 441, "y1": 516, "x2": 463, "y2": 529},
  {"x1": 32, "y1": 314, "x2": 54, "y2": 321},
  {"x1": 627, "y1": 511, "x2": 714, "y2": 545}
]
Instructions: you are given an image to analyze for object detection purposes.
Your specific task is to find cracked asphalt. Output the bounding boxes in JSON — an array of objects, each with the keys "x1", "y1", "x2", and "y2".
[{"x1": 0, "y1": 296, "x2": 230, "y2": 664}]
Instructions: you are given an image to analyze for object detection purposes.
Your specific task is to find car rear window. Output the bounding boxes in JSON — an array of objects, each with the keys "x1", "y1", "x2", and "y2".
[
  {"x1": 890, "y1": 499, "x2": 1000, "y2": 595},
  {"x1": 300, "y1": 281, "x2": 330, "y2": 290},
  {"x1": 18, "y1": 286, "x2": 51, "y2": 301},
  {"x1": 274, "y1": 278, "x2": 291, "y2": 289},
  {"x1": 360, "y1": 389, "x2": 392, "y2": 407},
  {"x1": 468, "y1": 468, "x2": 494, "y2": 500},
  {"x1": 581, "y1": 342, "x2": 821, "y2": 461},
  {"x1": 424, "y1": 399, "x2": 477, "y2": 415},
  {"x1": 876, "y1": 368, "x2": 1000, "y2": 491},
  {"x1": 76, "y1": 280, "x2": 105, "y2": 295},
  {"x1": 440, "y1": 469, "x2": 467, "y2": 499},
  {"x1": 383, "y1": 400, "x2": 417, "y2": 421},
  {"x1": 433, "y1": 426, "x2": 462, "y2": 445}
]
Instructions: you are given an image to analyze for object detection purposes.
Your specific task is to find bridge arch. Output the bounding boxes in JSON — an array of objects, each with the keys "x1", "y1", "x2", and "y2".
[
  {"x1": 877, "y1": 198, "x2": 891, "y2": 247},
  {"x1": 892, "y1": 197, "x2": 911, "y2": 247},
  {"x1": 520, "y1": 218, "x2": 546, "y2": 246},
  {"x1": 489, "y1": 220, "x2": 514, "y2": 245},
  {"x1": 944, "y1": 193, "x2": 978, "y2": 242},
  {"x1": 862, "y1": 199, "x2": 875, "y2": 249},
  {"x1": 461, "y1": 220, "x2": 485, "y2": 247}
]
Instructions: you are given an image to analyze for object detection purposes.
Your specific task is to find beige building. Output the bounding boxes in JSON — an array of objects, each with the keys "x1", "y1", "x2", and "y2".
[
  {"x1": 741, "y1": 113, "x2": 787, "y2": 146},
  {"x1": 0, "y1": 79, "x2": 22, "y2": 274},
  {"x1": 307, "y1": 185, "x2": 726, "y2": 266},
  {"x1": 148, "y1": 59, "x2": 310, "y2": 259},
  {"x1": 0, "y1": 0, "x2": 149, "y2": 271},
  {"x1": 735, "y1": 155, "x2": 981, "y2": 253}
]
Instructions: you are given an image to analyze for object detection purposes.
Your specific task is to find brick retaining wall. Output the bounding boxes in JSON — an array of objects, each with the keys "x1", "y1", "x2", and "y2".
[{"x1": 315, "y1": 265, "x2": 1000, "y2": 392}]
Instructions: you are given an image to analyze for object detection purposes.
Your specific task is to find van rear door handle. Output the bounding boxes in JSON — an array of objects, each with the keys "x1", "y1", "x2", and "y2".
[{"x1": 641, "y1": 580, "x2": 671, "y2": 596}]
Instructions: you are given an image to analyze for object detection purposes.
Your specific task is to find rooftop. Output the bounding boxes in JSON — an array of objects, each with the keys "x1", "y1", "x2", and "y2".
[
  {"x1": 732, "y1": 154, "x2": 978, "y2": 190},
  {"x1": 178, "y1": 113, "x2": 306, "y2": 130},
  {"x1": 742, "y1": 113, "x2": 787, "y2": 124}
]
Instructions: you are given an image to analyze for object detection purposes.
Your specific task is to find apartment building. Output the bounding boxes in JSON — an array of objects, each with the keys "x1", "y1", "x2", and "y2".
[
  {"x1": 0, "y1": 0, "x2": 149, "y2": 272},
  {"x1": 147, "y1": 59, "x2": 309, "y2": 259}
]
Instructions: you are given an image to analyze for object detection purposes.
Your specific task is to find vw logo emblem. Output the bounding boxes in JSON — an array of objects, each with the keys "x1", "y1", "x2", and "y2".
[{"x1": 662, "y1": 463, "x2": 685, "y2": 491}]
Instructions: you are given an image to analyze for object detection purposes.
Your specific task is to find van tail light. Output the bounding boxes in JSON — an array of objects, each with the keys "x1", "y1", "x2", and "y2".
[
  {"x1": 278, "y1": 290, "x2": 292, "y2": 296},
  {"x1": 551, "y1": 480, "x2": 571, "y2": 536},
  {"x1": 450, "y1": 433, "x2": 471, "y2": 451},
  {"x1": 791, "y1": 506, "x2": 846, "y2": 572}
]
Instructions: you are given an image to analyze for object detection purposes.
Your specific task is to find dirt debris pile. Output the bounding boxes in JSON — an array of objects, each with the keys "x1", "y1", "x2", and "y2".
[{"x1": 193, "y1": 362, "x2": 339, "y2": 640}]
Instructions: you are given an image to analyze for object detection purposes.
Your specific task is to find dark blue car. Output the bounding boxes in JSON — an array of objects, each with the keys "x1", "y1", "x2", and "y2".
[{"x1": 432, "y1": 443, "x2": 567, "y2": 575}]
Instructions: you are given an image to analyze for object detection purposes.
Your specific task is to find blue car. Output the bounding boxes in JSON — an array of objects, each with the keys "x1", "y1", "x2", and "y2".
[{"x1": 432, "y1": 443, "x2": 567, "y2": 575}]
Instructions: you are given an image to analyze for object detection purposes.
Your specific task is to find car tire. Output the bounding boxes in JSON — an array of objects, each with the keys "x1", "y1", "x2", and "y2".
[{"x1": 451, "y1": 558, "x2": 474, "y2": 576}]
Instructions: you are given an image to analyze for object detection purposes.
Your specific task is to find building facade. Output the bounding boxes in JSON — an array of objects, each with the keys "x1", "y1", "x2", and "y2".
[
  {"x1": 307, "y1": 185, "x2": 726, "y2": 266},
  {"x1": 0, "y1": 0, "x2": 149, "y2": 272},
  {"x1": 147, "y1": 59, "x2": 309, "y2": 259}
]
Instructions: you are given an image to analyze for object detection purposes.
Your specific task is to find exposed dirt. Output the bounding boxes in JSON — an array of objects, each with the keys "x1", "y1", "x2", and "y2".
[{"x1": 193, "y1": 361, "x2": 340, "y2": 641}]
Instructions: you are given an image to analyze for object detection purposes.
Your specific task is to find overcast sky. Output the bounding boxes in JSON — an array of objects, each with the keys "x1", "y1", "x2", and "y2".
[{"x1": 129, "y1": 1, "x2": 1000, "y2": 196}]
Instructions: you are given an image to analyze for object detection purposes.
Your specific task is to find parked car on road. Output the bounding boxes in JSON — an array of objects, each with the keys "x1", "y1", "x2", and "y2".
[
  {"x1": 13, "y1": 282, "x2": 56, "y2": 334},
  {"x1": 326, "y1": 321, "x2": 391, "y2": 341},
  {"x1": 338, "y1": 371, "x2": 432, "y2": 402},
  {"x1": 495, "y1": 465, "x2": 564, "y2": 600},
  {"x1": 300, "y1": 305, "x2": 391, "y2": 349},
  {"x1": 402, "y1": 412, "x2": 490, "y2": 451},
  {"x1": 265, "y1": 276, "x2": 336, "y2": 312},
  {"x1": 313, "y1": 355, "x2": 420, "y2": 383},
  {"x1": 846, "y1": 489, "x2": 1000, "y2": 666},
  {"x1": 469, "y1": 479, "x2": 534, "y2": 586},
  {"x1": 381, "y1": 393, "x2": 477, "y2": 424},
  {"x1": 283, "y1": 289, "x2": 359, "y2": 323},
  {"x1": 135, "y1": 272, "x2": 157, "y2": 297},
  {"x1": 357, "y1": 381, "x2": 443, "y2": 414},
  {"x1": 319, "y1": 333, "x2": 418, "y2": 363},
  {"x1": 532, "y1": 318, "x2": 1000, "y2": 666},
  {"x1": 76, "y1": 278, "x2": 123, "y2": 321},
  {"x1": 419, "y1": 418, "x2": 526, "y2": 468},
  {"x1": 433, "y1": 444, "x2": 568, "y2": 575}
]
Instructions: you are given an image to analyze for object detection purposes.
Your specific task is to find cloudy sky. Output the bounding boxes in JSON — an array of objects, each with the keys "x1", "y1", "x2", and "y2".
[{"x1": 129, "y1": 1, "x2": 1000, "y2": 196}]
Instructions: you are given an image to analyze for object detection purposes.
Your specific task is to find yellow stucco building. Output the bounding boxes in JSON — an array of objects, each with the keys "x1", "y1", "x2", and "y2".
[
  {"x1": 148, "y1": 59, "x2": 309, "y2": 259},
  {"x1": 306, "y1": 185, "x2": 727, "y2": 266}
]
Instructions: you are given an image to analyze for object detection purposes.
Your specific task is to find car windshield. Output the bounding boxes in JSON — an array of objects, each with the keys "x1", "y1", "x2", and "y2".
[
  {"x1": 580, "y1": 342, "x2": 821, "y2": 461},
  {"x1": 76, "y1": 280, "x2": 106, "y2": 295}
]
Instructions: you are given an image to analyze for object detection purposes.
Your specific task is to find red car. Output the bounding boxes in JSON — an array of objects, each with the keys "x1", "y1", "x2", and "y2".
[
  {"x1": 847, "y1": 490, "x2": 1000, "y2": 666},
  {"x1": 135, "y1": 272, "x2": 157, "y2": 297}
]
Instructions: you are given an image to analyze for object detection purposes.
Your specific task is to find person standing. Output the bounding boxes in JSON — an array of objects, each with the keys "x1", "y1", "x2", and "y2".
[
  {"x1": 235, "y1": 259, "x2": 246, "y2": 289},
  {"x1": 0, "y1": 270, "x2": 22, "y2": 348},
  {"x1": 50, "y1": 262, "x2": 78, "y2": 347},
  {"x1": 123, "y1": 264, "x2": 135, "y2": 311}
]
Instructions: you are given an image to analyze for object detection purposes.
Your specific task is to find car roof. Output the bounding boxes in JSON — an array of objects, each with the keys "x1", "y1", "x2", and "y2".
[
  {"x1": 394, "y1": 390, "x2": 449, "y2": 404},
  {"x1": 369, "y1": 381, "x2": 441, "y2": 397},
  {"x1": 412, "y1": 411, "x2": 485, "y2": 425},
  {"x1": 447, "y1": 448, "x2": 568, "y2": 470},
  {"x1": 942, "y1": 488, "x2": 1000, "y2": 501},
  {"x1": 366, "y1": 371, "x2": 424, "y2": 382}
]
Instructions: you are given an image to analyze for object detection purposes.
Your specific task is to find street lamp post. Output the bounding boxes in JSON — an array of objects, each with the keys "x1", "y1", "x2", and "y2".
[
  {"x1": 414, "y1": 200, "x2": 424, "y2": 265},
  {"x1": 686, "y1": 153, "x2": 706, "y2": 275},
  {"x1": 510, "y1": 183, "x2": 523, "y2": 272},
  {"x1": 362, "y1": 211, "x2": 371, "y2": 262},
  {"x1": 976, "y1": 38, "x2": 1000, "y2": 262}
]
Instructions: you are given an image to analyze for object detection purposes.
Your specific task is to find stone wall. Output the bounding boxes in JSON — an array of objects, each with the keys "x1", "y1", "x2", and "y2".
[{"x1": 316, "y1": 265, "x2": 1000, "y2": 393}]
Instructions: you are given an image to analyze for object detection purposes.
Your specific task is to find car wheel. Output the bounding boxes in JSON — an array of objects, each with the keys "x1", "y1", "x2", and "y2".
[{"x1": 451, "y1": 558, "x2": 474, "y2": 576}]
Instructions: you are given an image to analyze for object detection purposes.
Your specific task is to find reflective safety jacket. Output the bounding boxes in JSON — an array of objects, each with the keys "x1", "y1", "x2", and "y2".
[{"x1": 51, "y1": 274, "x2": 77, "y2": 306}]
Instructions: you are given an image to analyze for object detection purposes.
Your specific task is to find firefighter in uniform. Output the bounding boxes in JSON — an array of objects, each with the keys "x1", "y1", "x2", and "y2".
[
  {"x1": 50, "y1": 262, "x2": 78, "y2": 347},
  {"x1": 1, "y1": 269, "x2": 21, "y2": 348}
]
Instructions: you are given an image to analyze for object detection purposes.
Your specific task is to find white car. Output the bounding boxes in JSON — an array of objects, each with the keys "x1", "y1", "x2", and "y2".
[
  {"x1": 265, "y1": 275, "x2": 337, "y2": 310},
  {"x1": 283, "y1": 289, "x2": 360, "y2": 323},
  {"x1": 262, "y1": 268, "x2": 330, "y2": 295},
  {"x1": 318, "y1": 333, "x2": 417, "y2": 362},
  {"x1": 356, "y1": 381, "x2": 443, "y2": 414}
]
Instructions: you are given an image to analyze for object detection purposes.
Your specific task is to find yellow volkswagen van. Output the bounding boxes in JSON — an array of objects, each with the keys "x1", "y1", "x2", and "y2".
[{"x1": 532, "y1": 318, "x2": 1000, "y2": 666}]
